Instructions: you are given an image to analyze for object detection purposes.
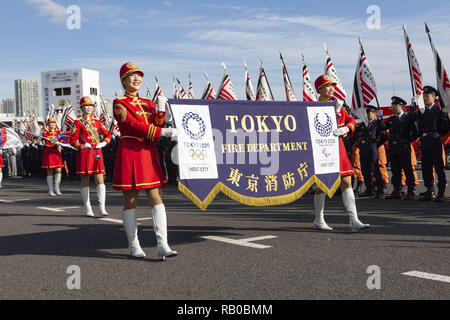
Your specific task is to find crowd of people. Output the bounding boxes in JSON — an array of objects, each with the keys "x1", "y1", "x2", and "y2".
[{"x1": 0, "y1": 63, "x2": 449, "y2": 260}]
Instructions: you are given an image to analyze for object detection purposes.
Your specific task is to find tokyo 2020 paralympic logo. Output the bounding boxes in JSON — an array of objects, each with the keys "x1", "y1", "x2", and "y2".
[
  {"x1": 182, "y1": 112, "x2": 206, "y2": 140},
  {"x1": 313, "y1": 112, "x2": 333, "y2": 137}
]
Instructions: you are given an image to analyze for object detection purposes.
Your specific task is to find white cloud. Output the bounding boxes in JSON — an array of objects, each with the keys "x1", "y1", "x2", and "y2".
[{"x1": 26, "y1": 0, "x2": 67, "y2": 23}]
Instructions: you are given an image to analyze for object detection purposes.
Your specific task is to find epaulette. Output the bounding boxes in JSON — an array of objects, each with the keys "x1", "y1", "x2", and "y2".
[{"x1": 115, "y1": 96, "x2": 127, "y2": 100}]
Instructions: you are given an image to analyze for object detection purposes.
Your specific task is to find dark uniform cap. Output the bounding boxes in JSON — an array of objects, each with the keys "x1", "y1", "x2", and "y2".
[
  {"x1": 423, "y1": 86, "x2": 438, "y2": 95},
  {"x1": 391, "y1": 96, "x2": 407, "y2": 105},
  {"x1": 366, "y1": 105, "x2": 378, "y2": 112}
]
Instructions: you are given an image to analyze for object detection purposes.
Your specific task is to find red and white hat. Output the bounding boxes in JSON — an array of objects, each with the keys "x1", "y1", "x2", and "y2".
[
  {"x1": 80, "y1": 96, "x2": 94, "y2": 107},
  {"x1": 314, "y1": 75, "x2": 337, "y2": 92},
  {"x1": 120, "y1": 62, "x2": 144, "y2": 81}
]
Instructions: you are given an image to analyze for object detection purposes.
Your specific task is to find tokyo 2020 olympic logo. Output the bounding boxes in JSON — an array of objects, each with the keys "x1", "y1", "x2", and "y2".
[{"x1": 182, "y1": 112, "x2": 206, "y2": 140}]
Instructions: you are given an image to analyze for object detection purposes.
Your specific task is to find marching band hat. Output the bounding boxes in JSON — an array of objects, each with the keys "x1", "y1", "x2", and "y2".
[
  {"x1": 366, "y1": 105, "x2": 378, "y2": 112},
  {"x1": 120, "y1": 62, "x2": 144, "y2": 81},
  {"x1": 423, "y1": 86, "x2": 438, "y2": 95},
  {"x1": 80, "y1": 96, "x2": 94, "y2": 107},
  {"x1": 47, "y1": 117, "x2": 56, "y2": 124},
  {"x1": 391, "y1": 96, "x2": 407, "y2": 106},
  {"x1": 314, "y1": 75, "x2": 337, "y2": 92}
]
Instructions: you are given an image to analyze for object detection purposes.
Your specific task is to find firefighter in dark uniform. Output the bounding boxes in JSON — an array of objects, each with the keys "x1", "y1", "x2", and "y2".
[
  {"x1": 409, "y1": 86, "x2": 450, "y2": 202},
  {"x1": 354, "y1": 105, "x2": 387, "y2": 199},
  {"x1": 157, "y1": 113, "x2": 178, "y2": 186},
  {"x1": 385, "y1": 96, "x2": 418, "y2": 200}
]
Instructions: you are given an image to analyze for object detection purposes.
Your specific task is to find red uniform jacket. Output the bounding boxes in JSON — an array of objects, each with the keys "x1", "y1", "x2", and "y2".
[
  {"x1": 41, "y1": 129, "x2": 64, "y2": 169},
  {"x1": 112, "y1": 91, "x2": 167, "y2": 190},
  {"x1": 71, "y1": 116, "x2": 112, "y2": 175},
  {"x1": 320, "y1": 97, "x2": 355, "y2": 177}
]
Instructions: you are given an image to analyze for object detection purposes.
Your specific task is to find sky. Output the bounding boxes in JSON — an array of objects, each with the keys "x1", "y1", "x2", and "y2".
[{"x1": 1, "y1": 0, "x2": 450, "y2": 107}]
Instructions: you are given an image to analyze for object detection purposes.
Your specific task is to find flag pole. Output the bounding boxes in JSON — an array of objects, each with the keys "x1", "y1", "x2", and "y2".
[{"x1": 403, "y1": 24, "x2": 418, "y2": 100}]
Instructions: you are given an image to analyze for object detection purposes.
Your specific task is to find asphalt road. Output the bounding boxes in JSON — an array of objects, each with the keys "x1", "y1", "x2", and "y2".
[{"x1": 0, "y1": 172, "x2": 449, "y2": 301}]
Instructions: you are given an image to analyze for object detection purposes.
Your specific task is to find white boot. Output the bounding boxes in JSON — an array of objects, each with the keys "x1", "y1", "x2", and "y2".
[
  {"x1": 97, "y1": 184, "x2": 108, "y2": 216},
  {"x1": 313, "y1": 193, "x2": 333, "y2": 231},
  {"x1": 122, "y1": 209, "x2": 146, "y2": 258},
  {"x1": 342, "y1": 188, "x2": 370, "y2": 232},
  {"x1": 47, "y1": 176, "x2": 56, "y2": 196},
  {"x1": 0, "y1": 172, "x2": 3, "y2": 188},
  {"x1": 81, "y1": 186, "x2": 94, "y2": 217},
  {"x1": 54, "y1": 173, "x2": 62, "y2": 196},
  {"x1": 152, "y1": 204, "x2": 177, "y2": 260}
]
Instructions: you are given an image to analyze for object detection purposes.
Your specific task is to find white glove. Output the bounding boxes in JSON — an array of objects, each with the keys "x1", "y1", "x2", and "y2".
[
  {"x1": 80, "y1": 142, "x2": 92, "y2": 150},
  {"x1": 161, "y1": 128, "x2": 176, "y2": 137},
  {"x1": 333, "y1": 126, "x2": 350, "y2": 137},
  {"x1": 157, "y1": 95, "x2": 168, "y2": 113},
  {"x1": 411, "y1": 97, "x2": 417, "y2": 105},
  {"x1": 95, "y1": 141, "x2": 107, "y2": 149}
]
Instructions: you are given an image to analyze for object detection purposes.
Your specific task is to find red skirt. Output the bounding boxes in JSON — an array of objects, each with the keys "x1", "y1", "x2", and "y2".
[
  {"x1": 113, "y1": 138, "x2": 167, "y2": 190},
  {"x1": 0, "y1": 156, "x2": 4, "y2": 168},
  {"x1": 41, "y1": 147, "x2": 64, "y2": 169},
  {"x1": 76, "y1": 147, "x2": 105, "y2": 175},
  {"x1": 339, "y1": 138, "x2": 354, "y2": 177}
]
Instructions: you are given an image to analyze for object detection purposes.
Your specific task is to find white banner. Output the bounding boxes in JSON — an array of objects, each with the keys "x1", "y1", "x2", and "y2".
[
  {"x1": 170, "y1": 104, "x2": 218, "y2": 180},
  {"x1": 307, "y1": 106, "x2": 340, "y2": 175}
]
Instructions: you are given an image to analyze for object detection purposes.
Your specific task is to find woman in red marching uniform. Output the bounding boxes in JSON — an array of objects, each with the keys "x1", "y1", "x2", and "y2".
[
  {"x1": 41, "y1": 118, "x2": 64, "y2": 196},
  {"x1": 313, "y1": 75, "x2": 369, "y2": 232},
  {"x1": 71, "y1": 96, "x2": 112, "y2": 217},
  {"x1": 0, "y1": 149, "x2": 4, "y2": 188},
  {"x1": 113, "y1": 62, "x2": 178, "y2": 260}
]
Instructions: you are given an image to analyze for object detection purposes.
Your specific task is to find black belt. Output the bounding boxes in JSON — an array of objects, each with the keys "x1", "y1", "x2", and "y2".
[{"x1": 421, "y1": 132, "x2": 438, "y2": 138}]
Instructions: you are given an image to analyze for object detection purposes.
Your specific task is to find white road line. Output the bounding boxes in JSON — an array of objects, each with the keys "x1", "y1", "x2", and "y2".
[
  {"x1": 99, "y1": 218, "x2": 148, "y2": 225},
  {"x1": 356, "y1": 196, "x2": 374, "y2": 200},
  {"x1": 402, "y1": 271, "x2": 450, "y2": 284},
  {"x1": 98, "y1": 218, "x2": 123, "y2": 224},
  {"x1": 137, "y1": 217, "x2": 152, "y2": 221},
  {"x1": 201, "y1": 235, "x2": 277, "y2": 249},
  {"x1": 37, "y1": 206, "x2": 80, "y2": 212},
  {"x1": 0, "y1": 199, "x2": 31, "y2": 203}
]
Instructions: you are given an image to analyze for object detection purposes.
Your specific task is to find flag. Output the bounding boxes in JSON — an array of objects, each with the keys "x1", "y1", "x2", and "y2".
[
  {"x1": 324, "y1": 44, "x2": 347, "y2": 101},
  {"x1": 62, "y1": 105, "x2": 76, "y2": 131},
  {"x1": 216, "y1": 63, "x2": 237, "y2": 100},
  {"x1": 351, "y1": 38, "x2": 378, "y2": 125},
  {"x1": 172, "y1": 76, "x2": 180, "y2": 99},
  {"x1": 426, "y1": 23, "x2": 450, "y2": 108},
  {"x1": 0, "y1": 127, "x2": 23, "y2": 149},
  {"x1": 280, "y1": 53, "x2": 297, "y2": 101},
  {"x1": 403, "y1": 25, "x2": 425, "y2": 109},
  {"x1": 152, "y1": 77, "x2": 164, "y2": 104},
  {"x1": 145, "y1": 83, "x2": 152, "y2": 99},
  {"x1": 243, "y1": 60, "x2": 256, "y2": 101},
  {"x1": 56, "y1": 131, "x2": 72, "y2": 144},
  {"x1": 255, "y1": 60, "x2": 274, "y2": 101},
  {"x1": 177, "y1": 78, "x2": 188, "y2": 99},
  {"x1": 301, "y1": 53, "x2": 317, "y2": 102},
  {"x1": 188, "y1": 74, "x2": 196, "y2": 99},
  {"x1": 201, "y1": 72, "x2": 216, "y2": 100}
]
